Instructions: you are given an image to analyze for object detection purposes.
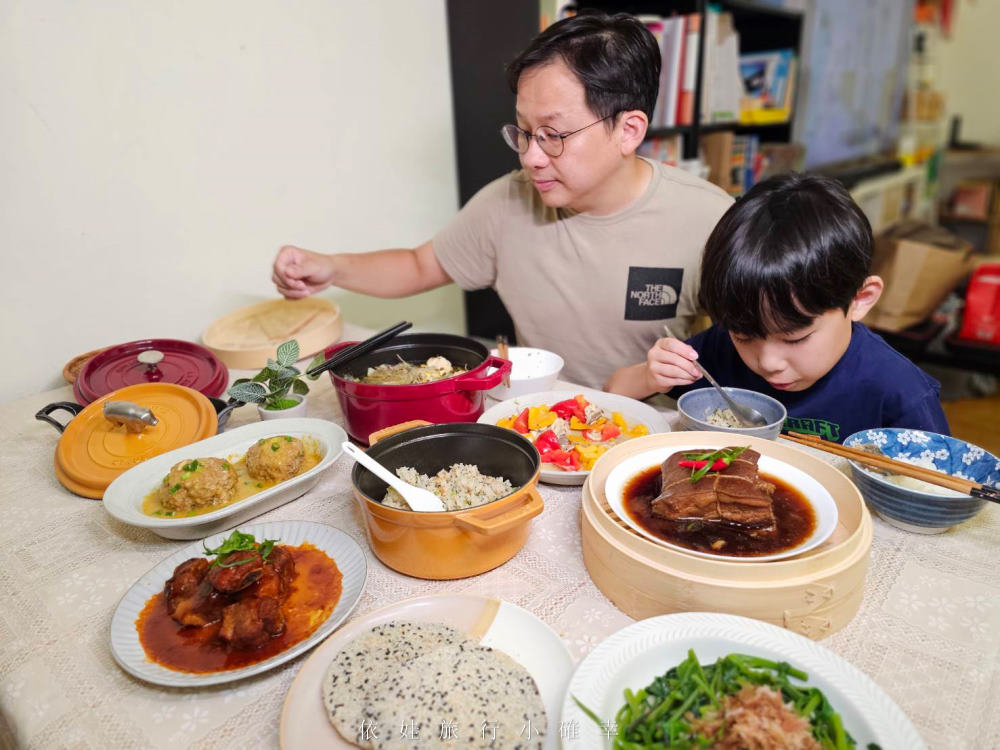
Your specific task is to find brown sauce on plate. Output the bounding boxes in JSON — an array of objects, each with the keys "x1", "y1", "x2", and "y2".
[
  {"x1": 623, "y1": 466, "x2": 816, "y2": 557},
  {"x1": 136, "y1": 544, "x2": 342, "y2": 673}
]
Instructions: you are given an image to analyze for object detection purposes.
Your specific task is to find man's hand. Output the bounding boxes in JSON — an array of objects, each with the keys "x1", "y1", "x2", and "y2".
[{"x1": 271, "y1": 245, "x2": 337, "y2": 299}]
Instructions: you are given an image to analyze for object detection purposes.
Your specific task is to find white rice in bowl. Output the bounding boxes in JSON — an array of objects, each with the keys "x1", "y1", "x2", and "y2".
[
  {"x1": 706, "y1": 407, "x2": 742, "y2": 428},
  {"x1": 382, "y1": 463, "x2": 514, "y2": 511}
]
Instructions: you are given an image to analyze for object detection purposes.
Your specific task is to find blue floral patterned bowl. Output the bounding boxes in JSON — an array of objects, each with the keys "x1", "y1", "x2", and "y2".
[{"x1": 843, "y1": 429, "x2": 1000, "y2": 533}]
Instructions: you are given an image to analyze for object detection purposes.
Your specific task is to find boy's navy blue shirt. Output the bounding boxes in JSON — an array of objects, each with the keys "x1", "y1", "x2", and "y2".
[{"x1": 672, "y1": 323, "x2": 950, "y2": 443}]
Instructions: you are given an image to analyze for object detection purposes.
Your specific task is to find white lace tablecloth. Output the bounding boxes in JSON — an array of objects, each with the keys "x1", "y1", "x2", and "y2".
[{"x1": 1, "y1": 353, "x2": 997, "y2": 750}]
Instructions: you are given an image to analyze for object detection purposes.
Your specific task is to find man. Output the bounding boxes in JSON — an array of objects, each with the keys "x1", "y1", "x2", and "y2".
[{"x1": 272, "y1": 13, "x2": 731, "y2": 389}]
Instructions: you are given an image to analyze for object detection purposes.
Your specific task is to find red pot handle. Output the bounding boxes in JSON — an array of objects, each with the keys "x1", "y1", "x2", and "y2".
[{"x1": 451, "y1": 355, "x2": 511, "y2": 391}]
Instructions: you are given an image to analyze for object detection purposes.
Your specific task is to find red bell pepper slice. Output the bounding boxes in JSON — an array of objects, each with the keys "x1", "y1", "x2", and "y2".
[
  {"x1": 541, "y1": 448, "x2": 582, "y2": 471},
  {"x1": 512, "y1": 408, "x2": 530, "y2": 434},
  {"x1": 600, "y1": 424, "x2": 621, "y2": 441},
  {"x1": 533, "y1": 429, "x2": 561, "y2": 455},
  {"x1": 550, "y1": 398, "x2": 586, "y2": 422}
]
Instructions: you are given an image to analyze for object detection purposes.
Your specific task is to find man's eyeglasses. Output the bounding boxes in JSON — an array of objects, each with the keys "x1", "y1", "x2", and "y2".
[{"x1": 500, "y1": 114, "x2": 616, "y2": 158}]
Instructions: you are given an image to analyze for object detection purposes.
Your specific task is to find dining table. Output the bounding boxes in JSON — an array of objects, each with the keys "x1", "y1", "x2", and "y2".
[{"x1": 1, "y1": 321, "x2": 997, "y2": 750}]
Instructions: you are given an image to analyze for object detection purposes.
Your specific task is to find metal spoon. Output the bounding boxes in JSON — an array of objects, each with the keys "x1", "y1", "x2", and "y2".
[
  {"x1": 662, "y1": 324, "x2": 769, "y2": 428},
  {"x1": 341, "y1": 442, "x2": 447, "y2": 512},
  {"x1": 692, "y1": 360, "x2": 770, "y2": 427}
]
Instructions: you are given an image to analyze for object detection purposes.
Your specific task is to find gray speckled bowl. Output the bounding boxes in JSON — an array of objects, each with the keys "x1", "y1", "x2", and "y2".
[{"x1": 676, "y1": 387, "x2": 786, "y2": 440}]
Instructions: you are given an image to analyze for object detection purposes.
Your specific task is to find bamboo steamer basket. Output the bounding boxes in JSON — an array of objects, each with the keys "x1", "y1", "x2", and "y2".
[
  {"x1": 202, "y1": 298, "x2": 342, "y2": 370},
  {"x1": 582, "y1": 431, "x2": 873, "y2": 640}
]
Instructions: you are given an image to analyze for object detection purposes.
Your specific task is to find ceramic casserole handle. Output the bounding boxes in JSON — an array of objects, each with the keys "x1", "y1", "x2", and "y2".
[
  {"x1": 450, "y1": 355, "x2": 512, "y2": 392},
  {"x1": 35, "y1": 402, "x2": 85, "y2": 434},
  {"x1": 367, "y1": 420, "x2": 433, "y2": 445},
  {"x1": 453, "y1": 485, "x2": 544, "y2": 536}
]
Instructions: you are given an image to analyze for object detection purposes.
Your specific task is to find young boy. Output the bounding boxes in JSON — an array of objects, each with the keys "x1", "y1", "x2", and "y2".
[
  {"x1": 605, "y1": 173, "x2": 950, "y2": 442},
  {"x1": 271, "y1": 13, "x2": 732, "y2": 389}
]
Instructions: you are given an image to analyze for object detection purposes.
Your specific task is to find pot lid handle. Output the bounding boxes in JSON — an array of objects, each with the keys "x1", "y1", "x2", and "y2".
[
  {"x1": 137, "y1": 349, "x2": 164, "y2": 366},
  {"x1": 103, "y1": 401, "x2": 159, "y2": 433}
]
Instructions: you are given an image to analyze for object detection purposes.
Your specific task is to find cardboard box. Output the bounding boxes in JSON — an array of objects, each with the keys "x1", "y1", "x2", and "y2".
[{"x1": 867, "y1": 220, "x2": 979, "y2": 332}]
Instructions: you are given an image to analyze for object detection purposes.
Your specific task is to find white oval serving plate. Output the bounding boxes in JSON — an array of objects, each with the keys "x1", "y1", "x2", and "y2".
[
  {"x1": 110, "y1": 520, "x2": 367, "y2": 687},
  {"x1": 478, "y1": 388, "x2": 671, "y2": 486},
  {"x1": 102, "y1": 418, "x2": 346, "y2": 539},
  {"x1": 604, "y1": 444, "x2": 838, "y2": 561},
  {"x1": 280, "y1": 593, "x2": 573, "y2": 750},
  {"x1": 560, "y1": 612, "x2": 924, "y2": 749}
]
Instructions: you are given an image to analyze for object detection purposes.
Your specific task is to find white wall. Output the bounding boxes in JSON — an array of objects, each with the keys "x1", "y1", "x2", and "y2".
[
  {"x1": 938, "y1": 0, "x2": 1000, "y2": 145},
  {"x1": 0, "y1": 0, "x2": 463, "y2": 401}
]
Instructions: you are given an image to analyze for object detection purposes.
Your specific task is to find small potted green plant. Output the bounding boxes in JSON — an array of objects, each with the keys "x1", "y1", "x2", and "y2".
[{"x1": 227, "y1": 340, "x2": 325, "y2": 420}]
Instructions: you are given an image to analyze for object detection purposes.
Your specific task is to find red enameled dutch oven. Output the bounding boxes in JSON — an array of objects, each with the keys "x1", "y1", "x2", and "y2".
[{"x1": 326, "y1": 333, "x2": 511, "y2": 444}]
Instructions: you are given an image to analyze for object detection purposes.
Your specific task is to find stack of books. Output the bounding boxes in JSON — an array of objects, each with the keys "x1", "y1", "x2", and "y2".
[{"x1": 738, "y1": 48, "x2": 797, "y2": 125}]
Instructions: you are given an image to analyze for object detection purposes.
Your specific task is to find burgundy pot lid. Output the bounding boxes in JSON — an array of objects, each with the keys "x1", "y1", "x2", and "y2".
[{"x1": 73, "y1": 338, "x2": 229, "y2": 405}]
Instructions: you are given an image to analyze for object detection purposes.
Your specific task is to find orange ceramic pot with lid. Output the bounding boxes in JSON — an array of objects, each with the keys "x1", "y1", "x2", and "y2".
[
  {"x1": 351, "y1": 420, "x2": 543, "y2": 580},
  {"x1": 36, "y1": 383, "x2": 219, "y2": 499}
]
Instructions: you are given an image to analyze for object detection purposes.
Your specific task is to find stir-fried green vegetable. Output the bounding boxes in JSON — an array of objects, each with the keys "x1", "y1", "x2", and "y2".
[{"x1": 574, "y1": 650, "x2": 882, "y2": 750}]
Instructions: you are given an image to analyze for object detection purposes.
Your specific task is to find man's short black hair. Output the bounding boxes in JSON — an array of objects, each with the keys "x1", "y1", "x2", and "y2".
[
  {"x1": 506, "y1": 12, "x2": 660, "y2": 124},
  {"x1": 698, "y1": 172, "x2": 874, "y2": 338}
]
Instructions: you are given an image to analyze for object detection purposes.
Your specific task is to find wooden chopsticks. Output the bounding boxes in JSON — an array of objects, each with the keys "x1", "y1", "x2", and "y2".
[
  {"x1": 780, "y1": 431, "x2": 1000, "y2": 504},
  {"x1": 496, "y1": 334, "x2": 510, "y2": 388}
]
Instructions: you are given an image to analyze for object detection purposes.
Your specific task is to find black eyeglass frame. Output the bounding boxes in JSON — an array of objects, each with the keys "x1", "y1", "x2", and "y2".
[{"x1": 500, "y1": 113, "x2": 618, "y2": 157}]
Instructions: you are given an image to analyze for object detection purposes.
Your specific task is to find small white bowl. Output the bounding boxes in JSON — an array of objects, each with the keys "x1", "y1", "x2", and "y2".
[{"x1": 487, "y1": 347, "x2": 564, "y2": 400}]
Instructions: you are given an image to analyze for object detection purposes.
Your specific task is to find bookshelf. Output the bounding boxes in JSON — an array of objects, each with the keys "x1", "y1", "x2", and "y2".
[{"x1": 580, "y1": 0, "x2": 804, "y2": 163}]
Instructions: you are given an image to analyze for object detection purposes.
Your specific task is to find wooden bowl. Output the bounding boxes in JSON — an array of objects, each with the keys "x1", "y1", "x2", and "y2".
[{"x1": 581, "y1": 432, "x2": 873, "y2": 640}]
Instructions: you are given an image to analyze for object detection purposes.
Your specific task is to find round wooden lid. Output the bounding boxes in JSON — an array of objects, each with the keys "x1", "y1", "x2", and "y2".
[
  {"x1": 54, "y1": 383, "x2": 218, "y2": 499},
  {"x1": 73, "y1": 339, "x2": 228, "y2": 404},
  {"x1": 62, "y1": 347, "x2": 107, "y2": 384},
  {"x1": 202, "y1": 298, "x2": 342, "y2": 370}
]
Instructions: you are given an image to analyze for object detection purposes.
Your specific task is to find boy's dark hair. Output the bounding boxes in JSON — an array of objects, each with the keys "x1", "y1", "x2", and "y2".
[
  {"x1": 506, "y1": 12, "x2": 660, "y2": 124},
  {"x1": 699, "y1": 172, "x2": 874, "y2": 338}
]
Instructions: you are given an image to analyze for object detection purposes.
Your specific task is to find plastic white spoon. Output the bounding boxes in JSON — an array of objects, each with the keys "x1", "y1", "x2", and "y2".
[{"x1": 341, "y1": 442, "x2": 447, "y2": 512}]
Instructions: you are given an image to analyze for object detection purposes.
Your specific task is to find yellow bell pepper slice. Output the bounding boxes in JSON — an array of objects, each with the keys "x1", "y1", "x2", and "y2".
[
  {"x1": 612, "y1": 411, "x2": 627, "y2": 429},
  {"x1": 570, "y1": 416, "x2": 607, "y2": 431},
  {"x1": 496, "y1": 416, "x2": 515, "y2": 430},
  {"x1": 528, "y1": 405, "x2": 556, "y2": 431},
  {"x1": 630, "y1": 424, "x2": 650, "y2": 437}
]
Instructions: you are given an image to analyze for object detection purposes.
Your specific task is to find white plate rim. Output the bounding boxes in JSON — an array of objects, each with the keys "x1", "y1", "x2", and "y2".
[
  {"x1": 603, "y1": 444, "x2": 839, "y2": 562},
  {"x1": 559, "y1": 611, "x2": 925, "y2": 749},
  {"x1": 279, "y1": 592, "x2": 574, "y2": 750},
  {"x1": 102, "y1": 418, "x2": 346, "y2": 529},
  {"x1": 109, "y1": 520, "x2": 367, "y2": 687},
  {"x1": 478, "y1": 388, "x2": 671, "y2": 485}
]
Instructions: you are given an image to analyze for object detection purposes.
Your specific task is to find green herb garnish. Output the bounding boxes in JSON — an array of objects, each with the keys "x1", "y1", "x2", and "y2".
[
  {"x1": 684, "y1": 446, "x2": 749, "y2": 483},
  {"x1": 271, "y1": 442, "x2": 280, "y2": 451},
  {"x1": 169, "y1": 484, "x2": 181, "y2": 494},
  {"x1": 284, "y1": 436, "x2": 293, "y2": 442},
  {"x1": 203, "y1": 529, "x2": 280, "y2": 568},
  {"x1": 182, "y1": 459, "x2": 200, "y2": 472}
]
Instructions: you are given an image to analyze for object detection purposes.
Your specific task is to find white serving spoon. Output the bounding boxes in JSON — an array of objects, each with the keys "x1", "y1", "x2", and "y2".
[{"x1": 341, "y1": 442, "x2": 447, "y2": 512}]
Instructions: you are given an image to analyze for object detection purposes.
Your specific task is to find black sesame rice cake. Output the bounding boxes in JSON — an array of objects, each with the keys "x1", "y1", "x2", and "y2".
[{"x1": 322, "y1": 621, "x2": 546, "y2": 749}]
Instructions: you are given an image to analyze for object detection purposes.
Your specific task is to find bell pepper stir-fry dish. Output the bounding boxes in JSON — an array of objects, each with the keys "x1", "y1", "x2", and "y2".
[{"x1": 496, "y1": 394, "x2": 649, "y2": 471}]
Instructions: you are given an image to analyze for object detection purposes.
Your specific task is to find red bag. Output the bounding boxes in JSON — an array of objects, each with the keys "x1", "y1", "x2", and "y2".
[{"x1": 958, "y1": 263, "x2": 1000, "y2": 344}]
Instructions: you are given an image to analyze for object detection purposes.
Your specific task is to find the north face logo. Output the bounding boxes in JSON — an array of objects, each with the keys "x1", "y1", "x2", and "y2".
[{"x1": 624, "y1": 266, "x2": 683, "y2": 321}]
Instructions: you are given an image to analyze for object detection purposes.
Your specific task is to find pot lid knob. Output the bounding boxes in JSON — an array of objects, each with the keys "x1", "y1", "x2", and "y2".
[
  {"x1": 137, "y1": 349, "x2": 164, "y2": 382},
  {"x1": 103, "y1": 400, "x2": 159, "y2": 433},
  {"x1": 137, "y1": 349, "x2": 164, "y2": 366}
]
